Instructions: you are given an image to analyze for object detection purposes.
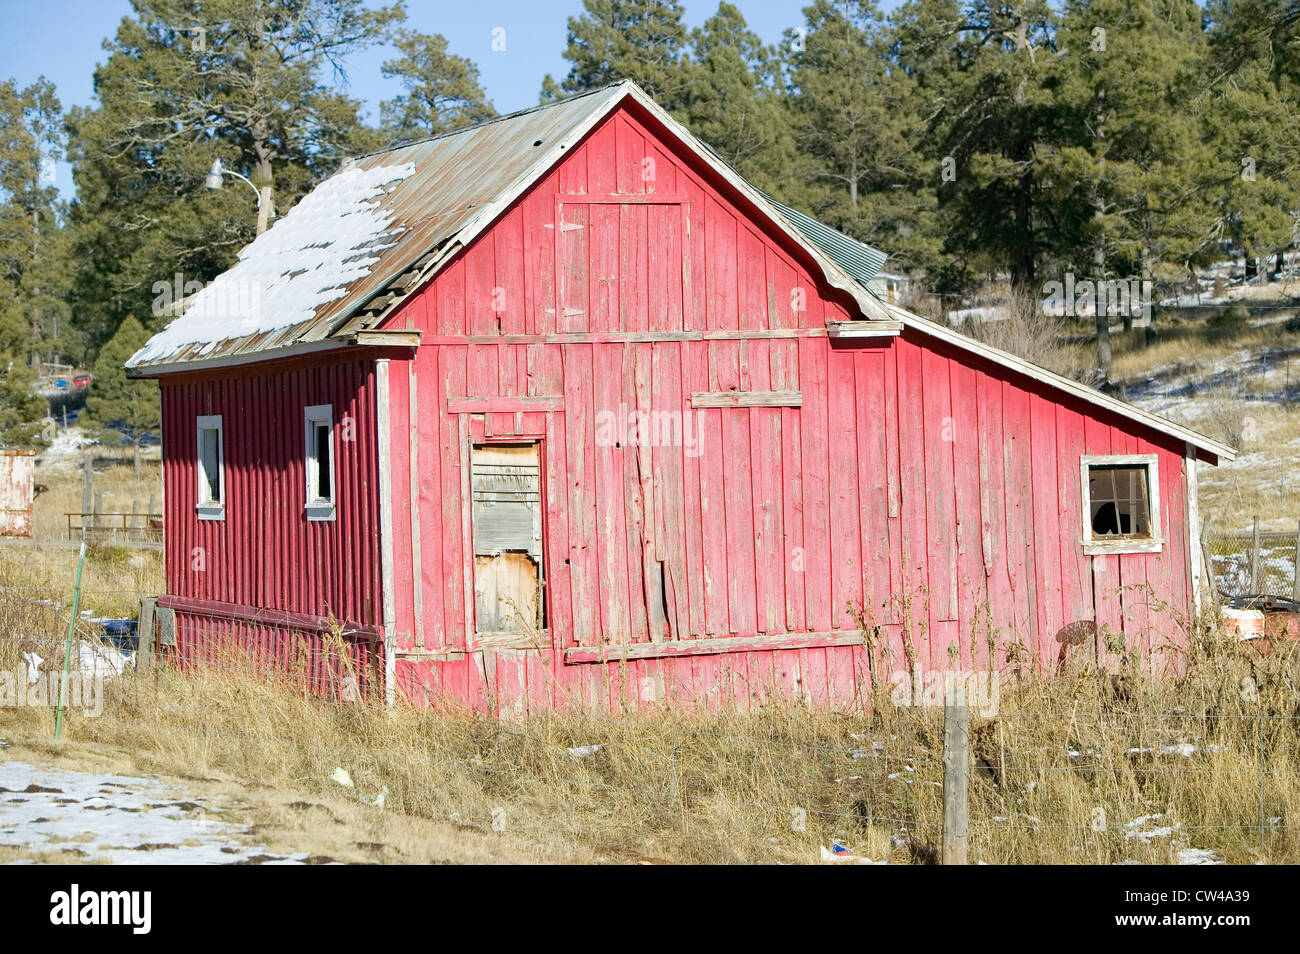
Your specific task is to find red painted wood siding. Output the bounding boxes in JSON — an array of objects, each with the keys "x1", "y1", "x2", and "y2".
[
  {"x1": 154, "y1": 102, "x2": 1195, "y2": 712},
  {"x1": 159, "y1": 353, "x2": 383, "y2": 628},
  {"x1": 375, "y1": 104, "x2": 1195, "y2": 713}
]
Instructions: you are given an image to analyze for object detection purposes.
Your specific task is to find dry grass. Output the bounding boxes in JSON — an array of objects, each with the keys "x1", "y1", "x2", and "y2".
[
  {"x1": 0, "y1": 449, "x2": 165, "y2": 617},
  {"x1": 1107, "y1": 324, "x2": 1289, "y2": 384},
  {"x1": 2, "y1": 588, "x2": 1298, "y2": 864}
]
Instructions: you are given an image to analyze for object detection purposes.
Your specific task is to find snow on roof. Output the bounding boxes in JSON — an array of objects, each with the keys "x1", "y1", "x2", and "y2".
[{"x1": 128, "y1": 162, "x2": 415, "y2": 367}]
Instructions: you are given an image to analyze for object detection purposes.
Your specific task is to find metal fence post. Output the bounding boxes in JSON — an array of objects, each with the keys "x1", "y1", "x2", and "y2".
[
  {"x1": 942, "y1": 688, "x2": 969, "y2": 865},
  {"x1": 80, "y1": 454, "x2": 91, "y2": 540},
  {"x1": 55, "y1": 543, "x2": 87, "y2": 739}
]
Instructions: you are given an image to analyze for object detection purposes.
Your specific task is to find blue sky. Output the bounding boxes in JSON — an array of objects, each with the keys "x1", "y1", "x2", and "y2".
[{"x1": 0, "y1": 0, "x2": 902, "y2": 199}]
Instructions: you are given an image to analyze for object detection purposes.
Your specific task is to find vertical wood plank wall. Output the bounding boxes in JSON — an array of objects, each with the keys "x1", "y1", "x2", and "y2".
[{"x1": 380, "y1": 106, "x2": 1194, "y2": 713}]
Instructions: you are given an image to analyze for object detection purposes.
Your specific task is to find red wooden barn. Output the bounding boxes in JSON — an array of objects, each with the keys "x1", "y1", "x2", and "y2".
[{"x1": 127, "y1": 81, "x2": 1235, "y2": 712}]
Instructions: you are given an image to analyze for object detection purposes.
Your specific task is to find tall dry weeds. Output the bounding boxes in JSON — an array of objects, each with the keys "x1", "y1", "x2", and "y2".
[{"x1": 0, "y1": 593, "x2": 1294, "y2": 865}]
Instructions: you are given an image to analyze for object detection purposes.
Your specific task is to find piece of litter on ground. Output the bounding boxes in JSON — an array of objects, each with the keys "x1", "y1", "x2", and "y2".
[
  {"x1": 1124, "y1": 813, "x2": 1181, "y2": 843},
  {"x1": 819, "y1": 843, "x2": 887, "y2": 865},
  {"x1": 76, "y1": 640, "x2": 132, "y2": 679},
  {"x1": 1177, "y1": 847, "x2": 1223, "y2": 865},
  {"x1": 21, "y1": 652, "x2": 42, "y2": 679},
  {"x1": 361, "y1": 785, "x2": 389, "y2": 810},
  {"x1": 330, "y1": 767, "x2": 354, "y2": 788},
  {"x1": 566, "y1": 744, "x2": 602, "y2": 760}
]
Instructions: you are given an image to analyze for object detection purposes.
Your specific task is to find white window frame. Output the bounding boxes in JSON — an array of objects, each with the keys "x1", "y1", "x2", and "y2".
[
  {"x1": 196, "y1": 415, "x2": 224, "y2": 520},
  {"x1": 1080, "y1": 453, "x2": 1162, "y2": 554},
  {"x1": 304, "y1": 404, "x2": 336, "y2": 522}
]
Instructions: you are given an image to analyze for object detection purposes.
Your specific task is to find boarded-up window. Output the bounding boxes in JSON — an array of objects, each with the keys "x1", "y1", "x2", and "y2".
[{"x1": 472, "y1": 443, "x2": 543, "y2": 634}]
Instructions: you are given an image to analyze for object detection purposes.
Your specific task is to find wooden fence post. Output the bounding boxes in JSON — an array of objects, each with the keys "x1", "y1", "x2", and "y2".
[
  {"x1": 942, "y1": 688, "x2": 970, "y2": 865},
  {"x1": 1293, "y1": 520, "x2": 1299, "y2": 603},
  {"x1": 137, "y1": 597, "x2": 156, "y2": 673},
  {"x1": 1251, "y1": 516, "x2": 1261, "y2": 593},
  {"x1": 1200, "y1": 516, "x2": 1223, "y2": 628},
  {"x1": 80, "y1": 454, "x2": 92, "y2": 540}
]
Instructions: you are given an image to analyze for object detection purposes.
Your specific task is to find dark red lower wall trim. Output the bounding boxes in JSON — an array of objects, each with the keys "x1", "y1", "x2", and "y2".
[{"x1": 157, "y1": 594, "x2": 384, "y2": 644}]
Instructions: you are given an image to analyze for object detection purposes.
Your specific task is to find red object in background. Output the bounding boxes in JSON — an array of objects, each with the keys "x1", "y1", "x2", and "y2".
[{"x1": 73, "y1": 374, "x2": 91, "y2": 387}]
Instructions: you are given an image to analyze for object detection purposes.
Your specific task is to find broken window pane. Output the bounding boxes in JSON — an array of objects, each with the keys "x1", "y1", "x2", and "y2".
[{"x1": 1088, "y1": 464, "x2": 1151, "y2": 538}]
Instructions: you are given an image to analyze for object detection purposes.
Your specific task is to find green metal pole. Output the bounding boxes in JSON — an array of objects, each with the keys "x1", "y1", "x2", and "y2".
[{"x1": 55, "y1": 542, "x2": 87, "y2": 739}]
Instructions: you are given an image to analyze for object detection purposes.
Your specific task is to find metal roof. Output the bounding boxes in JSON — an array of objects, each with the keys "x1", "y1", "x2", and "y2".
[
  {"x1": 127, "y1": 85, "x2": 630, "y2": 372},
  {"x1": 129, "y1": 81, "x2": 899, "y2": 374},
  {"x1": 766, "y1": 198, "x2": 888, "y2": 286}
]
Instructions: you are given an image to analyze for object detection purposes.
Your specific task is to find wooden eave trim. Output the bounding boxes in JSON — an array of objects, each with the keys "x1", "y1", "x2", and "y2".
[
  {"x1": 827, "y1": 319, "x2": 904, "y2": 338},
  {"x1": 350, "y1": 329, "x2": 422, "y2": 347}
]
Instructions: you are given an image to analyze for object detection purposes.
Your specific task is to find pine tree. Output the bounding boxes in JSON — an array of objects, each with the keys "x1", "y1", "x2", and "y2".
[
  {"x1": 64, "y1": 0, "x2": 401, "y2": 354},
  {"x1": 1042, "y1": 0, "x2": 1222, "y2": 376},
  {"x1": 682, "y1": 3, "x2": 797, "y2": 196},
  {"x1": 540, "y1": 0, "x2": 691, "y2": 109},
  {"x1": 1202, "y1": 0, "x2": 1300, "y2": 282},
  {"x1": 80, "y1": 315, "x2": 159, "y2": 476},
  {"x1": 0, "y1": 76, "x2": 63, "y2": 447},
  {"x1": 381, "y1": 29, "x2": 496, "y2": 141},
  {"x1": 785, "y1": 1, "x2": 940, "y2": 275}
]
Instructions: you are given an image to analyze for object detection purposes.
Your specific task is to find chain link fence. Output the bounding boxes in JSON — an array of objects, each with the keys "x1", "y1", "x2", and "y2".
[{"x1": 1201, "y1": 518, "x2": 1300, "y2": 599}]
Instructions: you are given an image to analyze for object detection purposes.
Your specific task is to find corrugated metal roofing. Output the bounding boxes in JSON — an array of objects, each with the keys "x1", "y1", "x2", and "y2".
[{"x1": 766, "y1": 198, "x2": 888, "y2": 286}]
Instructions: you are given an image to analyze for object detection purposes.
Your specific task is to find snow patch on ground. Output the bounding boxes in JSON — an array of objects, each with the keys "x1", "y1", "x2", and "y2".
[
  {"x1": 130, "y1": 162, "x2": 416, "y2": 366},
  {"x1": 41, "y1": 427, "x2": 90, "y2": 460},
  {"x1": 0, "y1": 761, "x2": 308, "y2": 864}
]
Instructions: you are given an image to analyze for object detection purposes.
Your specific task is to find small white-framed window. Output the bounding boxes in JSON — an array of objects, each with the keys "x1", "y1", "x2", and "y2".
[
  {"x1": 196, "y1": 415, "x2": 224, "y2": 520},
  {"x1": 1080, "y1": 453, "x2": 1162, "y2": 554},
  {"x1": 304, "y1": 404, "x2": 336, "y2": 521}
]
